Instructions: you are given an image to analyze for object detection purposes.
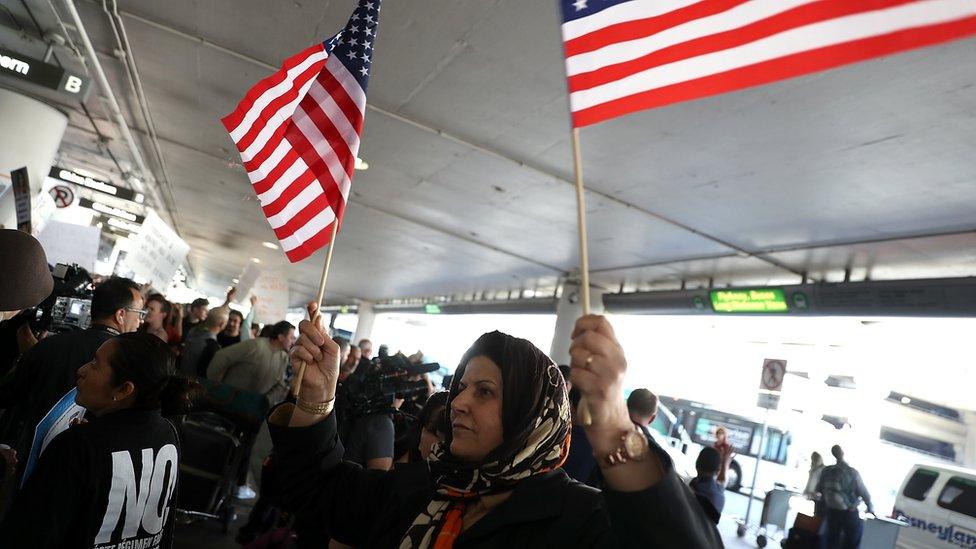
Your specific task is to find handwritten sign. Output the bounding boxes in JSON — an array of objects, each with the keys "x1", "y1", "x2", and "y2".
[
  {"x1": 36, "y1": 220, "x2": 100, "y2": 271},
  {"x1": 127, "y1": 209, "x2": 189, "y2": 286},
  {"x1": 252, "y1": 273, "x2": 289, "y2": 324},
  {"x1": 235, "y1": 262, "x2": 262, "y2": 304}
]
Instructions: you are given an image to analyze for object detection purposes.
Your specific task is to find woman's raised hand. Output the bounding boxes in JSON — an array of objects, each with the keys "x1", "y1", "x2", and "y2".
[
  {"x1": 568, "y1": 315, "x2": 633, "y2": 453},
  {"x1": 291, "y1": 302, "x2": 341, "y2": 403},
  {"x1": 570, "y1": 314, "x2": 665, "y2": 490}
]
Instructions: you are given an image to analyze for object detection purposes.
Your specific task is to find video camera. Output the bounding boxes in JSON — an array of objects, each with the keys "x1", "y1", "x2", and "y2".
[
  {"x1": 12, "y1": 264, "x2": 94, "y2": 334},
  {"x1": 337, "y1": 352, "x2": 439, "y2": 420}
]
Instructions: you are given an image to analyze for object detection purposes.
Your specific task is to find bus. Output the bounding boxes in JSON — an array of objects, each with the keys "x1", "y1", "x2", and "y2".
[{"x1": 659, "y1": 397, "x2": 802, "y2": 495}]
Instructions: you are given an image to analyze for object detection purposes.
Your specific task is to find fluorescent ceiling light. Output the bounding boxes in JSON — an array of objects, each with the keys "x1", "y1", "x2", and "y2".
[
  {"x1": 262, "y1": 241, "x2": 279, "y2": 250},
  {"x1": 355, "y1": 157, "x2": 369, "y2": 170},
  {"x1": 251, "y1": 257, "x2": 261, "y2": 263}
]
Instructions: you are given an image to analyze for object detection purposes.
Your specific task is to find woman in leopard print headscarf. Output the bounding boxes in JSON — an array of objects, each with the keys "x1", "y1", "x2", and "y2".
[
  {"x1": 271, "y1": 316, "x2": 722, "y2": 548},
  {"x1": 400, "y1": 331, "x2": 571, "y2": 547}
]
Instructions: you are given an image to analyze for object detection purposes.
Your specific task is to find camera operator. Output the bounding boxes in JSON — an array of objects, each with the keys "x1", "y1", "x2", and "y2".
[
  {"x1": 339, "y1": 377, "x2": 396, "y2": 472},
  {"x1": 0, "y1": 277, "x2": 144, "y2": 469},
  {"x1": 0, "y1": 229, "x2": 54, "y2": 375}
]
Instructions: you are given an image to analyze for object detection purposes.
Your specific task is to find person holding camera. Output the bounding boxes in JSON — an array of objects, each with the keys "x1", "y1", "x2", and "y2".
[
  {"x1": 0, "y1": 277, "x2": 144, "y2": 474},
  {"x1": 1, "y1": 332, "x2": 194, "y2": 548},
  {"x1": 271, "y1": 314, "x2": 721, "y2": 548}
]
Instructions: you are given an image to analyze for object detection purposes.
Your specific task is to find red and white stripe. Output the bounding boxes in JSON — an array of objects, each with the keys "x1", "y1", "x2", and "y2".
[
  {"x1": 561, "y1": 0, "x2": 976, "y2": 127},
  {"x1": 222, "y1": 45, "x2": 366, "y2": 262}
]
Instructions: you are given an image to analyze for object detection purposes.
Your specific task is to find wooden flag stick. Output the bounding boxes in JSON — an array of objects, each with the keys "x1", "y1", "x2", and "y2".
[
  {"x1": 292, "y1": 219, "x2": 341, "y2": 399},
  {"x1": 571, "y1": 128, "x2": 591, "y2": 315},
  {"x1": 570, "y1": 127, "x2": 594, "y2": 426}
]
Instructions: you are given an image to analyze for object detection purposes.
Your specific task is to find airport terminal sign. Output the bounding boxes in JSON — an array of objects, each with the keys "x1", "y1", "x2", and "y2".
[
  {"x1": 711, "y1": 288, "x2": 789, "y2": 313},
  {"x1": 48, "y1": 166, "x2": 143, "y2": 203},
  {"x1": 0, "y1": 46, "x2": 90, "y2": 100}
]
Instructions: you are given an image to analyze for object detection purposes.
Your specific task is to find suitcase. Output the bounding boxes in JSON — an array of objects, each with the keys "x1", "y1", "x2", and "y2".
[
  {"x1": 782, "y1": 527, "x2": 820, "y2": 549},
  {"x1": 783, "y1": 513, "x2": 823, "y2": 549},
  {"x1": 177, "y1": 411, "x2": 242, "y2": 515}
]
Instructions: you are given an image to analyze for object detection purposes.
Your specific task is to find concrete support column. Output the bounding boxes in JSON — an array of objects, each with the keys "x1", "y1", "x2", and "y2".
[
  {"x1": 549, "y1": 281, "x2": 605, "y2": 365},
  {"x1": 352, "y1": 300, "x2": 376, "y2": 344},
  {"x1": 0, "y1": 89, "x2": 68, "y2": 229}
]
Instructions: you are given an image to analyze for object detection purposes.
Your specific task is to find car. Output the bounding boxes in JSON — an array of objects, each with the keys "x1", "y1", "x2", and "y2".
[{"x1": 892, "y1": 464, "x2": 976, "y2": 548}]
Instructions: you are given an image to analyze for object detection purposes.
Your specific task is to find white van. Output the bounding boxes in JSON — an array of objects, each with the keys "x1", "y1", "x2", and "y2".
[{"x1": 892, "y1": 464, "x2": 976, "y2": 548}]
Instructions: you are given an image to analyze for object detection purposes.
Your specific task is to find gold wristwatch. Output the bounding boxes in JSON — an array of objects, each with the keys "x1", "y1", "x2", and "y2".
[{"x1": 600, "y1": 426, "x2": 650, "y2": 467}]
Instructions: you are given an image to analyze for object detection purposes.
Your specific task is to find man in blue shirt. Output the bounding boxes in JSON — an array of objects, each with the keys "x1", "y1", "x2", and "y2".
[{"x1": 689, "y1": 446, "x2": 731, "y2": 524}]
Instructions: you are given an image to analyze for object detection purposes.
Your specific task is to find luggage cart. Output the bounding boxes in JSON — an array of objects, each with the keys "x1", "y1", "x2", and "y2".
[
  {"x1": 175, "y1": 382, "x2": 271, "y2": 533},
  {"x1": 860, "y1": 516, "x2": 907, "y2": 549},
  {"x1": 736, "y1": 487, "x2": 793, "y2": 547}
]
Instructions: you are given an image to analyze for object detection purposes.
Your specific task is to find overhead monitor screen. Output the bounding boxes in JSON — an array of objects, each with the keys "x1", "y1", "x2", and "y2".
[{"x1": 710, "y1": 288, "x2": 789, "y2": 313}]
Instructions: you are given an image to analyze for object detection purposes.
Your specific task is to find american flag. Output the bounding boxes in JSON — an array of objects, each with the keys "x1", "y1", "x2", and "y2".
[
  {"x1": 559, "y1": 0, "x2": 976, "y2": 128},
  {"x1": 222, "y1": 0, "x2": 382, "y2": 262}
]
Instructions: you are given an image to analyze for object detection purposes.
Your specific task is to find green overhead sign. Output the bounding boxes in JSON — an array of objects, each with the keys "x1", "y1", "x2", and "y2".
[
  {"x1": 710, "y1": 288, "x2": 789, "y2": 313},
  {"x1": 424, "y1": 304, "x2": 442, "y2": 314}
]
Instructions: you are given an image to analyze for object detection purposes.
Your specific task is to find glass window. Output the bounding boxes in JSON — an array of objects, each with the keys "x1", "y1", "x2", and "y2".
[
  {"x1": 650, "y1": 413, "x2": 670, "y2": 437},
  {"x1": 937, "y1": 476, "x2": 976, "y2": 518},
  {"x1": 902, "y1": 469, "x2": 939, "y2": 501},
  {"x1": 761, "y1": 431, "x2": 787, "y2": 464}
]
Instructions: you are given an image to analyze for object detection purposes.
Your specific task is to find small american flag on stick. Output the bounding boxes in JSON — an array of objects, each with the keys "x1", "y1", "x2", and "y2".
[{"x1": 222, "y1": 0, "x2": 382, "y2": 262}]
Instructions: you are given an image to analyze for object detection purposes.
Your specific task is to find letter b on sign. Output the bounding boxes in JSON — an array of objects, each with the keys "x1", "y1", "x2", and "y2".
[{"x1": 64, "y1": 76, "x2": 82, "y2": 94}]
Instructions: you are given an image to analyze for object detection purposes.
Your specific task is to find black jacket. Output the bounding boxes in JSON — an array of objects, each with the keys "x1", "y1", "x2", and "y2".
[
  {"x1": 0, "y1": 325, "x2": 116, "y2": 455},
  {"x1": 270, "y1": 411, "x2": 722, "y2": 548},
  {"x1": 1, "y1": 408, "x2": 180, "y2": 548}
]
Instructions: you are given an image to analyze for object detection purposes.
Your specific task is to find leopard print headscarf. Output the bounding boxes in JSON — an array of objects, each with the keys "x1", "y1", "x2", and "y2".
[{"x1": 399, "y1": 332, "x2": 571, "y2": 549}]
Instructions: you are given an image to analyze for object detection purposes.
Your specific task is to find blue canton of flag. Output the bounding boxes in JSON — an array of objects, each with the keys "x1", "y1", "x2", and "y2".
[
  {"x1": 327, "y1": 0, "x2": 381, "y2": 92},
  {"x1": 558, "y1": 0, "x2": 632, "y2": 24},
  {"x1": 222, "y1": 0, "x2": 383, "y2": 262}
]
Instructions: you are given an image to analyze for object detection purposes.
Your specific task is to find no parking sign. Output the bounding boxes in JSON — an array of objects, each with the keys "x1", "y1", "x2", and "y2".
[{"x1": 49, "y1": 185, "x2": 75, "y2": 208}]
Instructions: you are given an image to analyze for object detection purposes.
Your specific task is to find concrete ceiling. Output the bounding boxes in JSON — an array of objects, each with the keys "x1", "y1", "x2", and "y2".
[{"x1": 2, "y1": 0, "x2": 975, "y2": 306}]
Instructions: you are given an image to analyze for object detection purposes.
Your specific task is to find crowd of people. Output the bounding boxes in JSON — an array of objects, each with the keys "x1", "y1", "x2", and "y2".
[{"x1": 0, "y1": 227, "x2": 739, "y2": 548}]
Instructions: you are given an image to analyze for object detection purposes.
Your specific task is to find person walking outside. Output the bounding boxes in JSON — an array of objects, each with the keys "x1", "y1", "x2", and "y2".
[{"x1": 816, "y1": 445, "x2": 874, "y2": 549}]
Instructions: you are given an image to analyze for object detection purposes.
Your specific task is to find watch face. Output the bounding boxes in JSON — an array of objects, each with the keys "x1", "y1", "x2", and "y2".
[{"x1": 623, "y1": 431, "x2": 647, "y2": 459}]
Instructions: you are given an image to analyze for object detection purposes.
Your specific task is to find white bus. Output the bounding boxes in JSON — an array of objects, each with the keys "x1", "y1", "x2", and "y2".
[{"x1": 658, "y1": 397, "x2": 805, "y2": 495}]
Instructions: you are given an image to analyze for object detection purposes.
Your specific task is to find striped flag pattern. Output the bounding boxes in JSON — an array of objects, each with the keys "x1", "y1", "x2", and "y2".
[
  {"x1": 559, "y1": 0, "x2": 976, "y2": 127},
  {"x1": 222, "y1": 0, "x2": 381, "y2": 262}
]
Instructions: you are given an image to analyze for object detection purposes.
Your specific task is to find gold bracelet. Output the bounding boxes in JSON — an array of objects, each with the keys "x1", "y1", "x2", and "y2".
[{"x1": 296, "y1": 396, "x2": 335, "y2": 416}]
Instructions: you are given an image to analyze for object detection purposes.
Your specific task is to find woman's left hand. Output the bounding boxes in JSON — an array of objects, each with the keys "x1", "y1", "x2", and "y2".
[
  {"x1": 570, "y1": 315, "x2": 666, "y2": 491},
  {"x1": 568, "y1": 315, "x2": 633, "y2": 454}
]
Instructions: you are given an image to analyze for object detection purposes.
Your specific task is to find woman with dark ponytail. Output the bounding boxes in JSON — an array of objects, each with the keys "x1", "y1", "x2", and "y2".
[{"x1": 0, "y1": 332, "x2": 197, "y2": 548}]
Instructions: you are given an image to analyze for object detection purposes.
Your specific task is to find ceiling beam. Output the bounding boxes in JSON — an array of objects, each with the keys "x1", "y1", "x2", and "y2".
[
  {"x1": 590, "y1": 228, "x2": 976, "y2": 276},
  {"x1": 111, "y1": 7, "x2": 809, "y2": 281}
]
